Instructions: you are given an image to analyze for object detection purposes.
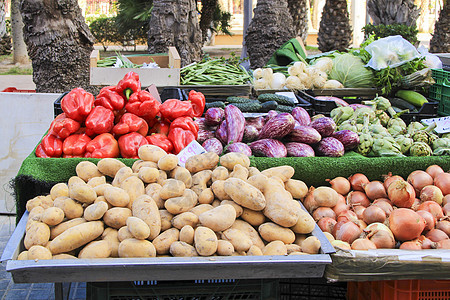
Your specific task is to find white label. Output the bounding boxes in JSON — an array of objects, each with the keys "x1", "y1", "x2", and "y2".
[
  {"x1": 177, "y1": 140, "x2": 206, "y2": 167},
  {"x1": 421, "y1": 116, "x2": 450, "y2": 134},
  {"x1": 275, "y1": 91, "x2": 298, "y2": 104}
]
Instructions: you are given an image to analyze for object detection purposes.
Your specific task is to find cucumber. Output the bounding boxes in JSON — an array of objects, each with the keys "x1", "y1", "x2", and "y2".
[
  {"x1": 260, "y1": 100, "x2": 278, "y2": 112},
  {"x1": 389, "y1": 97, "x2": 418, "y2": 112},
  {"x1": 257, "y1": 93, "x2": 295, "y2": 106},
  {"x1": 205, "y1": 101, "x2": 226, "y2": 110},
  {"x1": 395, "y1": 90, "x2": 428, "y2": 108},
  {"x1": 233, "y1": 101, "x2": 263, "y2": 112},
  {"x1": 276, "y1": 104, "x2": 294, "y2": 113},
  {"x1": 226, "y1": 96, "x2": 255, "y2": 104}
]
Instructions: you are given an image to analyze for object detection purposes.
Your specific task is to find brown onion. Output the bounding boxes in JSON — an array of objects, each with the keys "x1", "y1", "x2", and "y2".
[
  {"x1": 434, "y1": 172, "x2": 450, "y2": 195},
  {"x1": 337, "y1": 210, "x2": 358, "y2": 223},
  {"x1": 411, "y1": 198, "x2": 422, "y2": 211},
  {"x1": 426, "y1": 164, "x2": 444, "y2": 179},
  {"x1": 363, "y1": 181, "x2": 387, "y2": 201},
  {"x1": 347, "y1": 191, "x2": 370, "y2": 207},
  {"x1": 426, "y1": 229, "x2": 449, "y2": 242},
  {"x1": 348, "y1": 173, "x2": 369, "y2": 192},
  {"x1": 317, "y1": 217, "x2": 337, "y2": 233},
  {"x1": 303, "y1": 187, "x2": 318, "y2": 213},
  {"x1": 333, "y1": 221, "x2": 362, "y2": 244},
  {"x1": 312, "y1": 207, "x2": 336, "y2": 221},
  {"x1": 417, "y1": 235, "x2": 433, "y2": 249},
  {"x1": 444, "y1": 203, "x2": 450, "y2": 216},
  {"x1": 351, "y1": 238, "x2": 377, "y2": 250},
  {"x1": 434, "y1": 239, "x2": 450, "y2": 249},
  {"x1": 418, "y1": 201, "x2": 444, "y2": 220},
  {"x1": 407, "y1": 170, "x2": 434, "y2": 194},
  {"x1": 333, "y1": 201, "x2": 350, "y2": 216},
  {"x1": 383, "y1": 173, "x2": 404, "y2": 190},
  {"x1": 364, "y1": 223, "x2": 395, "y2": 249},
  {"x1": 416, "y1": 210, "x2": 436, "y2": 232},
  {"x1": 436, "y1": 220, "x2": 450, "y2": 236},
  {"x1": 331, "y1": 240, "x2": 351, "y2": 250},
  {"x1": 313, "y1": 186, "x2": 339, "y2": 207},
  {"x1": 387, "y1": 180, "x2": 415, "y2": 208},
  {"x1": 353, "y1": 205, "x2": 366, "y2": 220},
  {"x1": 420, "y1": 185, "x2": 444, "y2": 205},
  {"x1": 326, "y1": 177, "x2": 351, "y2": 195},
  {"x1": 399, "y1": 241, "x2": 422, "y2": 250},
  {"x1": 355, "y1": 219, "x2": 367, "y2": 231},
  {"x1": 389, "y1": 208, "x2": 426, "y2": 241},
  {"x1": 372, "y1": 199, "x2": 393, "y2": 216},
  {"x1": 443, "y1": 195, "x2": 450, "y2": 206},
  {"x1": 363, "y1": 205, "x2": 387, "y2": 225}
]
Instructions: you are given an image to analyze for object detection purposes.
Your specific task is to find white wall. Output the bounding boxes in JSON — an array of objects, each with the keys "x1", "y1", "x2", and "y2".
[{"x1": 0, "y1": 92, "x2": 61, "y2": 214}]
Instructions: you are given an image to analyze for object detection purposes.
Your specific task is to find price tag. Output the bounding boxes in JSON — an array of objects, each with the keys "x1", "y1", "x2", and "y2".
[
  {"x1": 421, "y1": 116, "x2": 450, "y2": 134},
  {"x1": 275, "y1": 91, "x2": 298, "y2": 104},
  {"x1": 177, "y1": 140, "x2": 206, "y2": 167}
]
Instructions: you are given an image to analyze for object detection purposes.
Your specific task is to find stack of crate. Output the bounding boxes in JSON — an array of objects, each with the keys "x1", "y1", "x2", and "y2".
[{"x1": 429, "y1": 69, "x2": 450, "y2": 116}]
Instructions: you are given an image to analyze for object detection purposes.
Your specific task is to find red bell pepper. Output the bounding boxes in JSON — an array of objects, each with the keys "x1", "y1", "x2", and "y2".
[
  {"x1": 60, "y1": 87, "x2": 94, "y2": 122},
  {"x1": 112, "y1": 113, "x2": 149, "y2": 136},
  {"x1": 36, "y1": 134, "x2": 63, "y2": 158},
  {"x1": 116, "y1": 71, "x2": 141, "y2": 100},
  {"x1": 95, "y1": 86, "x2": 125, "y2": 111},
  {"x1": 118, "y1": 132, "x2": 148, "y2": 159},
  {"x1": 125, "y1": 90, "x2": 161, "y2": 121},
  {"x1": 148, "y1": 118, "x2": 171, "y2": 136},
  {"x1": 146, "y1": 133, "x2": 173, "y2": 153},
  {"x1": 159, "y1": 99, "x2": 194, "y2": 121},
  {"x1": 62, "y1": 133, "x2": 91, "y2": 157},
  {"x1": 169, "y1": 116, "x2": 199, "y2": 137},
  {"x1": 85, "y1": 106, "x2": 115, "y2": 136},
  {"x1": 49, "y1": 113, "x2": 81, "y2": 139},
  {"x1": 188, "y1": 90, "x2": 206, "y2": 117},
  {"x1": 84, "y1": 133, "x2": 119, "y2": 158},
  {"x1": 168, "y1": 127, "x2": 196, "y2": 154}
]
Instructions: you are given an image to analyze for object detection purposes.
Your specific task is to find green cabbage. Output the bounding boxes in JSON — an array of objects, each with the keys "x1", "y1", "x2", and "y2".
[{"x1": 329, "y1": 53, "x2": 375, "y2": 88}]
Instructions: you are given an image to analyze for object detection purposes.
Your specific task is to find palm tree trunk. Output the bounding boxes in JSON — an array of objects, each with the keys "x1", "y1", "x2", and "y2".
[
  {"x1": 429, "y1": 0, "x2": 449, "y2": 53},
  {"x1": 287, "y1": 0, "x2": 310, "y2": 44},
  {"x1": 11, "y1": 0, "x2": 28, "y2": 64},
  {"x1": 367, "y1": 0, "x2": 420, "y2": 26},
  {"x1": 199, "y1": 0, "x2": 218, "y2": 43}
]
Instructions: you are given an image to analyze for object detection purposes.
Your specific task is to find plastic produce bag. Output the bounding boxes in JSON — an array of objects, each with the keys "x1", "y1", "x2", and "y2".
[
  {"x1": 365, "y1": 35, "x2": 421, "y2": 71},
  {"x1": 417, "y1": 45, "x2": 443, "y2": 69}
]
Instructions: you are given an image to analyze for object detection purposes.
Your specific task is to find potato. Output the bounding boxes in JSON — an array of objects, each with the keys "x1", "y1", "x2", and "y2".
[
  {"x1": 210, "y1": 180, "x2": 230, "y2": 200},
  {"x1": 189, "y1": 204, "x2": 214, "y2": 216},
  {"x1": 262, "y1": 241, "x2": 287, "y2": 255},
  {"x1": 138, "y1": 144, "x2": 167, "y2": 162},
  {"x1": 261, "y1": 166, "x2": 295, "y2": 182},
  {"x1": 132, "y1": 160, "x2": 158, "y2": 173},
  {"x1": 247, "y1": 173, "x2": 269, "y2": 192},
  {"x1": 132, "y1": 195, "x2": 161, "y2": 240},
  {"x1": 26, "y1": 195, "x2": 53, "y2": 212},
  {"x1": 159, "y1": 179, "x2": 185, "y2": 200},
  {"x1": 198, "y1": 188, "x2": 214, "y2": 204},
  {"x1": 301, "y1": 236, "x2": 321, "y2": 254},
  {"x1": 68, "y1": 183, "x2": 97, "y2": 204},
  {"x1": 41, "y1": 207, "x2": 64, "y2": 226},
  {"x1": 83, "y1": 201, "x2": 108, "y2": 221},
  {"x1": 199, "y1": 204, "x2": 236, "y2": 232},
  {"x1": 283, "y1": 179, "x2": 308, "y2": 199},
  {"x1": 103, "y1": 207, "x2": 132, "y2": 229},
  {"x1": 159, "y1": 210, "x2": 174, "y2": 232},
  {"x1": 103, "y1": 186, "x2": 130, "y2": 207},
  {"x1": 194, "y1": 226, "x2": 218, "y2": 256},
  {"x1": 224, "y1": 178, "x2": 266, "y2": 211},
  {"x1": 94, "y1": 196, "x2": 112, "y2": 209},
  {"x1": 120, "y1": 176, "x2": 145, "y2": 209},
  {"x1": 211, "y1": 166, "x2": 229, "y2": 182},
  {"x1": 247, "y1": 245, "x2": 263, "y2": 256},
  {"x1": 27, "y1": 245, "x2": 52, "y2": 260},
  {"x1": 212, "y1": 200, "x2": 221, "y2": 207},
  {"x1": 221, "y1": 228, "x2": 252, "y2": 252},
  {"x1": 50, "y1": 183, "x2": 69, "y2": 200},
  {"x1": 217, "y1": 240, "x2": 234, "y2": 256},
  {"x1": 170, "y1": 241, "x2": 198, "y2": 257},
  {"x1": 52, "y1": 254, "x2": 78, "y2": 259},
  {"x1": 258, "y1": 222, "x2": 295, "y2": 244},
  {"x1": 165, "y1": 189, "x2": 198, "y2": 215},
  {"x1": 185, "y1": 152, "x2": 219, "y2": 173},
  {"x1": 219, "y1": 152, "x2": 250, "y2": 170},
  {"x1": 171, "y1": 212, "x2": 199, "y2": 229},
  {"x1": 286, "y1": 244, "x2": 302, "y2": 254},
  {"x1": 24, "y1": 222, "x2": 50, "y2": 249},
  {"x1": 68, "y1": 176, "x2": 85, "y2": 187},
  {"x1": 102, "y1": 227, "x2": 120, "y2": 257},
  {"x1": 263, "y1": 178, "x2": 300, "y2": 227},
  {"x1": 240, "y1": 208, "x2": 266, "y2": 227},
  {"x1": 138, "y1": 167, "x2": 160, "y2": 183},
  {"x1": 118, "y1": 226, "x2": 133, "y2": 241},
  {"x1": 229, "y1": 164, "x2": 249, "y2": 180},
  {"x1": 118, "y1": 238, "x2": 156, "y2": 258},
  {"x1": 179, "y1": 225, "x2": 195, "y2": 245},
  {"x1": 192, "y1": 170, "x2": 213, "y2": 187},
  {"x1": 78, "y1": 240, "x2": 111, "y2": 258},
  {"x1": 53, "y1": 197, "x2": 83, "y2": 219},
  {"x1": 97, "y1": 158, "x2": 127, "y2": 178},
  {"x1": 294, "y1": 234, "x2": 308, "y2": 246},
  {"x1": 247, "y1": 167, "x2": 260, "y2": 177},
  {"x1": 87, "y1": 176, "x2": 106, "y2": 188},
  {"x1": 93, "y1": 183, "x2": 112, "y2": 197},
  {"x1": 27, "y1": 206, "x2": 44, "y2": 230},
  {"x1": 157, "y1": 170, "x2": 168, "y2": 186},
  {"x1": 152, "y1": 228, "x2": 180, "y2": 255},
  {"x1": 290, "y1": 207, "x2": 316, "y2": 235},
  {"x1": 323, "y1": 232, "x2": 335, "y2": 243},
  {"x1": 50, "y1": 218, "x2": 86, "y2": 240},
  {"x1": 111, "y1": 166, "x2": 133, "y2": 187},
  {"x1": 126, "y1": 216, "x2": 151, "y2": 240},
  {"x1": 17, "y1": 251, "x2": 29, "y2": 260},
  {"x1": 145, "y1": 183, "x2": 164, "y2": 208},
  {"x1": 229, "y1": 220, "x2": 265, "y2": 250},
  {"x1": 220, "y1": 200, "x2": 243, "y2": 218},
  {"x1": 171, "y1": 167, "x2": 192, "y2": 188},
  {"x1": 49, "y1": 221, "x2": 104, "y2": 254},
  {"x1": 158, "y1": 154, "x2": 178, "y2": 171},
  {"x1": 76, "y1": 161, "x2": 103, "y2": 182}
]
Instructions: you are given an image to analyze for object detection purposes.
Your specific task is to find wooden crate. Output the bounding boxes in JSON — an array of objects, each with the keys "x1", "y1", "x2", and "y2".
[{"x1": 90, "y1": 47, "x2": 181, "y2": 87}]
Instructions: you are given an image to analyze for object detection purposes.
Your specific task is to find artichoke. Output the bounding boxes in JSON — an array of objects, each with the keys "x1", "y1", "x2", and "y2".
[
  {"x1": 441, "y1": 133, "x2": 450, "y2": 139},
  {"x1": 387, "y1": 118, "x2": 407, "y2": 130},
  {"x1": 354, "y1": 106, "x2": 377, "y2": 124},
  {"x1": 409, "y1": 142, "x2": 432, "y2": 156},
  {"x1": 432, "y1": 138, "x2": 450, "y2": 156},
  {"x1": 372, "y1": 138, "x2": 405, "y2": 157},
  {"x1": 369, "y1": 124, "x2": 390, "y2": 136},
  {"x1": 312, "y1": 114, "x2": 326, "y2": 121},
  {"x1": 356, "y1": 115, "x2": 373, "y2": 156},
  {"x1": 395, "y1": 135, "x2": 414, "y2": 154},
  {"x1": 411, "y1": 122, "x2": 437, "y2": 144},
  {"x1": 338, "y1": 119, "x2": 358, "y2": 132},
  {"x1": 376, "y1": 110, "x2": 390, "y2": 127},
  {"x1": 331, "y1": 106, "x2": 354, "y2": 125},
  {"x1": 388, "y1": 125, "x2": 406, "y2": 137},
  {"x1": 407, "y1": 121, "x2": 425, "y2": 135},
  {"x1": 362, "y1": 96, "x2": 397, "y2": 117}
]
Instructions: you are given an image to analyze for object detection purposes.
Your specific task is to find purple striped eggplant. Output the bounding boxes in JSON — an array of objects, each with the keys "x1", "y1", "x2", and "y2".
[
  {"x1": 225, "y1": 142, "x2": 252, "y2": 157},
  {"x1": 287, "y1": 124, "x2": 322, "y2": 145},
  {"x1": 197, "y1": 129, "x2": 215, "y2": 144},
  {"x1": 249, "y1": 139, "x2": 287, "y2": 157},
  {"x1": 205, "y1": 107, "x2": 225, "y2": 126},
  {"x1": 245, "y1": 116, "x2": 265, "y2": 131},
  {"x1": 332, "y1": 130, "x2": 360, "y2": 150},
  {"x1": 258, "y1": 113, "x2": 295, "y2": 140},
  {"x1": 215, "y1": 120, "x2": 227, "y2": 145},
  {"x1": 291, "y1": 107, "x2": 311, "y2": 126},
  {"x1": 243, "y1": 125, "x2": 259, "y2": 143},
  {"x1": 195, "y1": 117, "x2": 209, "y2": 130},
  {"x1": 225, "y1": 104, "x2": 245, "y2": 144},
  {"x1": 202, "y1": 138, "x2": 223, "y2": 155},
  {"x1": 309, "y1": 117, "x2": 336, "y2": 137},
  {"x1": 265, "y1": 110, "x2": 278, "y2": 122},
  {"x1": 316, "y1": 137, "x2": 345, "y2": 157},
  {"x1": 285, "y1": 142, "x2": 315, "y2": 157},
  {"x1": 315, "y1": 96, "x2": 349, "y2": 107}
]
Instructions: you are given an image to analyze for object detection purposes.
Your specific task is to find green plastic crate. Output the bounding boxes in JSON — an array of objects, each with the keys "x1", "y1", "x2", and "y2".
[
  {"x1": 429, "y1": 78, "x2": 450, "y2": 103},
  {"x1": 438, "y1": 94, "x2": 450, "y2": 116},
  {"x1": 432, "y1": 68, "x2": 450, "y2": 85}
]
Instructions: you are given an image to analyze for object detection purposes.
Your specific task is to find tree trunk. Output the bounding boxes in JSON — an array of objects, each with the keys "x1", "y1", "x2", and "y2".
[
  {"x1": 415, "y1": 0, "x2": 430, "y2": 32},
  {"x1": 429, "y1": 0, "x2": 449, "y2": 53},
  {"x1": 0, "y1": 0, "x2": 12, "y2": 55},
  {"x1": 245, "y1": 0, "x2": 295, "y2": 68},
  {"x1": 11, "y1": 0, "x2": 28, "y2": 64},
  {"x1": 318, "y1": 0, "x2": 352, "y2": 52},
  {"x1": 287, "y1": 0, "x2": 309, "y2": 44},
  {"x1": 20, "y1": 0, "x2": 95, "y2": 93},
  {"x1": 199, "y1": 0, "x2": 218, "y2": 43},
  {"x1": 367, "y1": 0, "x2": 420, "y2": 26},
  {"x1": 148, "y1": 0, "x2": 202, "y2": 67}
]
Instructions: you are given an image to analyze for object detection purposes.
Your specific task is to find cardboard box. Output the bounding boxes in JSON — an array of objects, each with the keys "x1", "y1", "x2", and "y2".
[{"x1": 90, "y1": 47, "x2": 181, "y2": 87}]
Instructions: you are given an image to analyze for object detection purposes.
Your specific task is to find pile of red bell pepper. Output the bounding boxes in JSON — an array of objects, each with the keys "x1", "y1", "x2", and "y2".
[{"x1": 36, "y1": 71, "x2": 205, "y2": 159}]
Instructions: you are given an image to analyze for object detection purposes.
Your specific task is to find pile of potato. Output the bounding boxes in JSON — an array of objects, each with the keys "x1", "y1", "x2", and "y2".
[{"x1": 19, "y1": 145, "x2": 321, "y2": 260}]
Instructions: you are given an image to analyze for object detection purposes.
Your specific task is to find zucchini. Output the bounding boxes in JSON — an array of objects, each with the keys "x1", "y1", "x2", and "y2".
[
  {"x1": 395, "y1": 90, "x2": 428, "y2": 108},
  {"x1": 260, "y1": 100, "x2": 278, "y2": 112},
  {"x1": 258, "y1": 93, "x2": 294, "y2": 106},
  {"x1": 205, "y1": 101, "x2": 226, "y2": 110},
  {"x1": 226, "y1": 96, "x2": 255, "y2": 104},
  {"x1": 233, "y1": 101, "x2": 263, "y2": 112},
  {"x1": 389, "y1": 97, "x2": 418, "y2": 112},
  {"x1": 276, "y1": 104, "x2": 294, "y2": 113}
]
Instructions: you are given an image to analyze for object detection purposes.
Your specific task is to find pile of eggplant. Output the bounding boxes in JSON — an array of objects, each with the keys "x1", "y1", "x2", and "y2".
[{"x1": 196, "y1": 104, "x2": 358, "y2": 157}]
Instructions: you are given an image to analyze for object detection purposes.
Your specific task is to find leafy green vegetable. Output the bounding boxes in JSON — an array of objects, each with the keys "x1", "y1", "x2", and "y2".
[{"x1": 329, "y1": 53, "x2": 375, "y2": 88}]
